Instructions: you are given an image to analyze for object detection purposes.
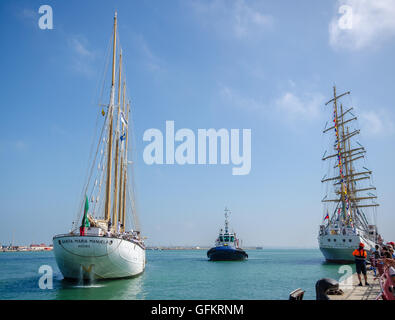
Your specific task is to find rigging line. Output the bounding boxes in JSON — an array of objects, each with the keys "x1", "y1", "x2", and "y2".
[
  {"x1": 126, "y1": 110, "x2": 140, "y2": 228},
  {"x1": 76, "y1": 112, "x2": 110, "y2": 225},
  {"x1": 126, "y1": 172, "x2": 140, "y2": 232},
  {"x1": 116, "y1": 32, "x2": 134, "y2": 105},
  {"x1": 85, "y1": 35, "x2": 111, "y2": 171},
  {"x1": 95, "y1": 33, "x2": 113, "y2": 107},
  {"x1": 74, "y1": 109, "x2": 102, "y2": 226},
  {"x1": 89, "y1": 145, "x2": 107, "y2": 214},
  {"x1": 123, "y1": 181, "x2": 132, "y2": 230},
  {"x1": 125, "y1": 183, "x2": 133, "y2": 231},
  {"x1": 83, "y1": 34, "x2": 112, "y2": 184},
  {"x1": 73, "y1": 35, "x2": 113, "y2": 227},
  {"x1": 89, "y1": 141, "x2": 106, "y2": 190},
  {"x1": 348, "y1": 95, "x2": 378, "y2": 209}
]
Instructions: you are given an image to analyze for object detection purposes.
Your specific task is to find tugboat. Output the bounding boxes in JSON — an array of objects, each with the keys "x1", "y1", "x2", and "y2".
[{"x1": 207, "y1": 208, "x2": 248, "y2": 261}]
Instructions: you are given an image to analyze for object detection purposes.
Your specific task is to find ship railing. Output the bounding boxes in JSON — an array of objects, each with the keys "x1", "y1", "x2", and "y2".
[
  {"x1": 53, "y1": 232, "x2": 137, "y2": 241},
  {"x1": 53, "y1": 233, "x2": 78, "y2": 238}
]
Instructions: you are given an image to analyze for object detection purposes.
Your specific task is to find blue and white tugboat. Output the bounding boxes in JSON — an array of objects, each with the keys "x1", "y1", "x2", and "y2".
[{"x1": 207, "y1": 208, "x2": 248, "y2": 261}]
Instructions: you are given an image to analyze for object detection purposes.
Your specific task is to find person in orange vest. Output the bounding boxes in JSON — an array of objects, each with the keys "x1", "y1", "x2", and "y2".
[{"x1": 352, "y1": 242, "x2": 369, "y2": 286}]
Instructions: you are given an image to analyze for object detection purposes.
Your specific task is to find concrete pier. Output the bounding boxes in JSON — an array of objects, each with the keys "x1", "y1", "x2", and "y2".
[{"x1": 329, "y1": 269, "x2": 381, "y2": 300}]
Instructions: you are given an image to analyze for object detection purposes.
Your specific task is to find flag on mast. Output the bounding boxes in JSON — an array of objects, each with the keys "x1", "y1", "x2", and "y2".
[
  {"x1": 120, "y1": 112, "x2": 128, "y2": 125},
  {"x1": 324, "y1": 212, "x2": 329, "y2": 221},
  {"x1": 80, "y1": 195, "x2": 90, "y2": 235}
]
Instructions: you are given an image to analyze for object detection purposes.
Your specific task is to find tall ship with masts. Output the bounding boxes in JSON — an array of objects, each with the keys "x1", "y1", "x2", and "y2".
[
  {"x1": 53, "y1": 13, "x2": 146, "y2": 280},
  {"x1": 318, "y1": 86, "x2": 382, "y2": 263}
]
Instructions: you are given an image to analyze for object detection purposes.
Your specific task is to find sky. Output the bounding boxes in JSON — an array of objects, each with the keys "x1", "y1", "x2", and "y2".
[{"x1": 0, "y1": 0, "x2": 394, "y2": 248}]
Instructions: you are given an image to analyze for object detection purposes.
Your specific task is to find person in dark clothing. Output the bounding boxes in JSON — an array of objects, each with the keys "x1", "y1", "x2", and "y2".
[
  {"x1": 352, "y1": 242, "x2": 369, "y2": 286},
  {"x1": 373, "y1": 244, "x2": 381, "y2": 259}
]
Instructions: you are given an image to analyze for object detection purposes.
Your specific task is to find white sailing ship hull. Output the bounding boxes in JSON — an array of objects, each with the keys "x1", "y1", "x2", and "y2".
[
  {"x1": 318, "y1": 233, "x2": 375, "y2": 263},
  {"x1": 53, "y1": 235, "x2": 146, "y2": 280}
]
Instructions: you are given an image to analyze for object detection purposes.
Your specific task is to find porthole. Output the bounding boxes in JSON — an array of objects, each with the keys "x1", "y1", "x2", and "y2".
[
  {"x1": 334, "y1": 239, "x2": 337, "y2": 242},
  {"x1": 328, "y1": 239, "x2": 331, "y2": 242},
  {"x1": 343, "y1": 239, "x2": 346, "y2": 242},
  {"x1": 349, "y1": 239, "x2": 352, "y2": 242}
]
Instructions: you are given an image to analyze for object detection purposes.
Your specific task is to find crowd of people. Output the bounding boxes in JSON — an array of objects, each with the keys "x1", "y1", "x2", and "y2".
[
  {"x1": 371, "y1": 242, "x2": 395, "y2": 274},
  {"x1": 371, "y1": 242, "x2": 395, "y2": 260},
  {"x1": 369, "y1": 242, "x2": 395, "y2": 299},
  {"x1": 351, "y1": 241, "x2": 395, "y2": 300}
]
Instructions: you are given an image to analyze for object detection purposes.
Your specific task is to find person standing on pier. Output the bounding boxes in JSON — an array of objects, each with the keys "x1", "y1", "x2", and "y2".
[{"x1": 353, "y1": 243, "x2": 369, "y2": 286}]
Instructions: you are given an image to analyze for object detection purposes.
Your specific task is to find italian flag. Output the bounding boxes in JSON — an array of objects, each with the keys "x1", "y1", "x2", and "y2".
[{"x1": 80, "y1": 196, "x2": 90, "y2": 235}]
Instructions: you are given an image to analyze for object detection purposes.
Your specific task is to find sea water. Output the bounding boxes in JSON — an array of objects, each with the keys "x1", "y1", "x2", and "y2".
[{"x1": 0, "y1": 249, "x2": 355, "y2": 300}]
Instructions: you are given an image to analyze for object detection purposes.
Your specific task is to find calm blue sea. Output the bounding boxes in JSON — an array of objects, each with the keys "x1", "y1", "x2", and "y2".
[{"x1": 0, "y1": 249, "x2": 354, "y2": 300}]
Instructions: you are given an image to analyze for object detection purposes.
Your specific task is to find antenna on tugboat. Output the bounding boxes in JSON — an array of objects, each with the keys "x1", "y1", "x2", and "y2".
[{"x1": 224, "y1": 207, "x2": 231, "y2": 233}]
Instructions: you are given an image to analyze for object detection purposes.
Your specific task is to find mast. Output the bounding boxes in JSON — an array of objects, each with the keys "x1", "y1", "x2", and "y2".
[
  {"x1": 121, "y1": 99, "x2": 130, "y2": 232},
  {"x1": 104, "y1": 12, "x2": 117, "y2": 221},
  {"x1": 112, "y1": 49, "x2": 122, "y2": 231},
  {"x1": 322, "y1": 86, "x2": 379, "y2": 231},
  {"x1": 118, "y1": 81, "x2": 126, "y2": 231},
  {"x1": 332, "y1": 86, "x2": 345, "y2": 223}
]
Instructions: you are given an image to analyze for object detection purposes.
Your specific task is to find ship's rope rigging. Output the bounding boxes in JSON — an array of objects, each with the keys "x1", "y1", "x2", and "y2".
[{"x1": 73, "y1": 33, "x2": 113, "y2": 230}]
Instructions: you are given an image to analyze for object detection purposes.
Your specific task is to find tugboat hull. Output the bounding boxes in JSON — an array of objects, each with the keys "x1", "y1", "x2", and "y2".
[{"x1": 207, "y1": 246, "x2": 248, "y2": 261}]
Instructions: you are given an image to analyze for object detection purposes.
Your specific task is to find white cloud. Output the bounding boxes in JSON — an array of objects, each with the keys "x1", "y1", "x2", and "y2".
[
  {"x1": 189, "y1": 0, "x2": 273, "y2": 40},
  {"x1": 124, "y1": 32, "x2": 162, "y2": 73},
  {"x1": 70, "y1": 37, "x2": 94, "y2": 58},
  {"x1": 329, "y1": 0, "x2": 395, "y2": 50},
  {"x1": 233, "y1": 0, "x2": 273, "y2": 38},
  {"x1": 275, "y1": 91, "x2": 325, "y2": 121},
  {"x1": 359, "y1": 109, "x2": 395, "y2": 136},
  {"x1": 219, "y1": 84, "x2": 264, "y2": 111},
  {"x1": 137, "y1": 35, "x2": 161, "y2": 72},
  {"x1": 218, "y1": 83, "x2": 325, "y2": 127},
  {"x1": 68, "y1": 36, "x2": 96, "y2": 76}
]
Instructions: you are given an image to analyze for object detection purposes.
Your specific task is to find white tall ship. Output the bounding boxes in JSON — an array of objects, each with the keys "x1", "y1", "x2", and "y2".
[
  {"x1": 53, "y1": 13, "x2": 146, "y2": 280},
  {"x1": 318, "y1": 87, "x2": 382, "y2": 263}
]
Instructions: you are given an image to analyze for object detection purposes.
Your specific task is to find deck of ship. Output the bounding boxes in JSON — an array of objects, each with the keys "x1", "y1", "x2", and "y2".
[{"x1": 329, "y1": 269, "x2": 381, "y2": 300}]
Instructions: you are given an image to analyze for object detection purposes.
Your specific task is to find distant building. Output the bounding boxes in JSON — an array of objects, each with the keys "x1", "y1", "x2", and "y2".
[{"x1": 30, "y1": 243, "x2": 53, "y2": 251}]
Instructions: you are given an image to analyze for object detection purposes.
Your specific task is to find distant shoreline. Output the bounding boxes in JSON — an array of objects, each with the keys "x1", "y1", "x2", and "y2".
[
  {"x1": 1, "y1": 244, "x2": 53, "y2": 253},
  {"x1": 1, "y1": 246, "x2": 320, "y2": 252},
  {"x1": 1, "y1": 248, "x2": 53, "y2": 253}
]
